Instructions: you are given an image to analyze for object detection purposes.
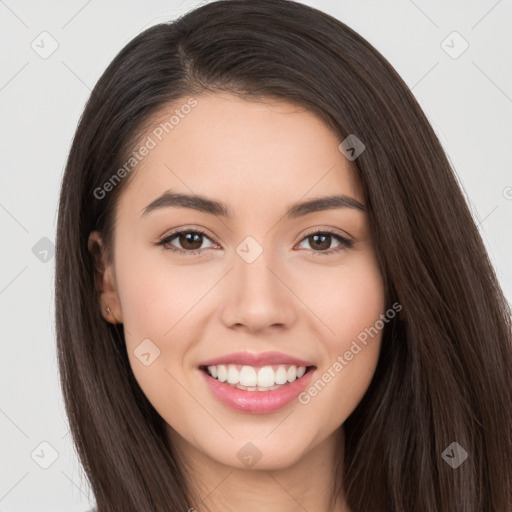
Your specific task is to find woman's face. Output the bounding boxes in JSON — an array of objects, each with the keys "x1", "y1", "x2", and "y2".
[{"x1": 91, "y1": 92, "x2": 385, "y2": 470}]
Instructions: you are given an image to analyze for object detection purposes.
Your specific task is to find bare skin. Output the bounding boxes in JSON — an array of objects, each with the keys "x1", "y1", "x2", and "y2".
[{"x1": 89, "y1": 93, "x2": 385, "y2": 512}]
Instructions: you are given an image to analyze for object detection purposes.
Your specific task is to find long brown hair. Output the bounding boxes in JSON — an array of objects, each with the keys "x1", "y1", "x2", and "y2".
[{"x1": 55, "y1": 1, "x2": 512, "y2": 510}]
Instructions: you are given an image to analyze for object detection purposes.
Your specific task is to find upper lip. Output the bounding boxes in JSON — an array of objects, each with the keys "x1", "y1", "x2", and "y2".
[{"x1": 199, "y1": 351, "x2": 315, "y2": 368}]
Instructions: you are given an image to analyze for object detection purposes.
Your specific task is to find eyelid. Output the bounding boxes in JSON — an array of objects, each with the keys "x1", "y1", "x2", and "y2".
[
  {"x1": 298, "y1": 225, "x2": 353, "y2": 243},
  {"x1": 294, "y1": 226, "x2": 354, "y2": 256},
  {"x1": 157, "y1": 224, "x2": 217, "y2": 240},
  {"x1": 154, "y1": 226, "x2": 219, "y2": 251}
]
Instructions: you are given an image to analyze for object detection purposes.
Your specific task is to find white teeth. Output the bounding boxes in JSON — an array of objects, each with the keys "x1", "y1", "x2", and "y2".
[
  {"x1": 286, "y1": 366, "x2": 297, "y2": 382},
  {"x1": 216, "y1": 364, "x2": 227, "y2": 382},
  {"x1": 257, "y1": 366, "x2": 275, "y2": 387},
  {"x1": 205, "y1": 363, "x2": 308, "y2": 390},
  {"x1": 239, "y1": 365, "x2": 257, "y2": 387},
  {"x1": 227, "y1": 365, "x2": 239, "y2": 384},
  {"x1": 274, "y1": 366, "x2": 288, "y2": 385}
]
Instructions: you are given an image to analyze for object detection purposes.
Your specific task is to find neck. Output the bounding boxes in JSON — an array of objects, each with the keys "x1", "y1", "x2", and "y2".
[{"x1": 167, "y1": 425, "x2": 350, "y2": 512}]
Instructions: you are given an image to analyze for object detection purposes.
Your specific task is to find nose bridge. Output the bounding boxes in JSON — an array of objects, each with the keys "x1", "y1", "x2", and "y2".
[
  {"x1": 237, "y1": 239, "x2": 277, "y2": 293},
  {"x1": 220, "y1": 234, "x2": 296, "y2": 331}
]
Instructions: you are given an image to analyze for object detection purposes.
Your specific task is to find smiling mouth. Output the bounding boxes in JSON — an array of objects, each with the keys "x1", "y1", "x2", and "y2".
[{"x1": 199, "y1": 364, "x2": 316, "y2": 391}]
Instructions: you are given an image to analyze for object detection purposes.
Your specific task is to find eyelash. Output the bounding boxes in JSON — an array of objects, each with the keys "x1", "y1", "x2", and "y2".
[{"x1": 155, "y1": 228, "x2": 353, "y2": 257}]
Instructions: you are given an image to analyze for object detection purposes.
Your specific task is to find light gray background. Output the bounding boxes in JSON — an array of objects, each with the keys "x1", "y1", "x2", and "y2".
[{"x1": 1, "y1": 0, "x2": 511, "y2": 510}]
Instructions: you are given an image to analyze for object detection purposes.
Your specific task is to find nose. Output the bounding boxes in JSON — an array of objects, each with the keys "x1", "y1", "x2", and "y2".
[{"x1": 219, "y1": 248, "x2": 297, "y2": 333}]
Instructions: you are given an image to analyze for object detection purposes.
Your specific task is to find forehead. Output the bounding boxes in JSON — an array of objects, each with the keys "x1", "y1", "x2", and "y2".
[{"x1": 118, "y1": 93, "x2": 363, "y2": 218}]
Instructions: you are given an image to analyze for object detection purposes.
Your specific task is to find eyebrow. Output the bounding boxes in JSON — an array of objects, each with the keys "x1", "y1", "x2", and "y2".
[{"x1": 141, "y1": 189, "x2": 365, "y2": 220}]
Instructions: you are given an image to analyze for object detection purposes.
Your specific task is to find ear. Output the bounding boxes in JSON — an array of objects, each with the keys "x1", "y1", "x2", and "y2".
[{"x1": 87, "y1": 231, "x2": 123, "y2": 324}]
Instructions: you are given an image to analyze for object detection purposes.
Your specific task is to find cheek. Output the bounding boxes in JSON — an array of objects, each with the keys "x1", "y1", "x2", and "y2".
[
  {"x1": 115, "y1": 241, "x2": 207, "y2": 342},
  {"x1": 304, "y1": 250, "x2": 385, "y2": 348},
  {"x1": 115, "y1": 256, "x2": 199, "y2": 422},
  {"x1": 295, "y1": 252, "x2": 385, "y2": 422},
  {"x1": 334, "y1": 263, "x2": 385, "y2": 344},
  {"x1": 333, "y1": 253, "x2": 385, "y2": 372}
]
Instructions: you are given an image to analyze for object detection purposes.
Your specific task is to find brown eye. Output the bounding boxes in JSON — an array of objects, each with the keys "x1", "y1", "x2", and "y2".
[
  {"x1": 308, "y1": 233, "x2": 331, "y2": 251},
  {"x1": 297, "y1": 231, "x2": 353, "y2": 255},
  {"x1": 157, "y1": 229, "x2": 217, "y2": 255},
  {"x1": 176, "y1": 231, "x2": 203, "y2": 250}
]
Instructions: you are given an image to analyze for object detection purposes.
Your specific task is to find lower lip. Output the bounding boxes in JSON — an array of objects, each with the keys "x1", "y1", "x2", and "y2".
[{"x1": 200, "y1": 367, "x2": 316, "y2": 414}]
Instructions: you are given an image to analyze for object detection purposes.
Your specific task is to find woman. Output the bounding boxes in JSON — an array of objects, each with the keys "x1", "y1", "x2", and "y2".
[{"x1": 55, "y1": 1, "x2": 512, "y2": 510}]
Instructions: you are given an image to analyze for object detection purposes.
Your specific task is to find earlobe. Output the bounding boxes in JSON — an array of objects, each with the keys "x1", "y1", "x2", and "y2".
[
  {"x1": 103, "y1": 304, "x2": 121, "y2": 324},
  {"x1": 87, "y1": 231, "x2": 123, "y2": 324}
]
